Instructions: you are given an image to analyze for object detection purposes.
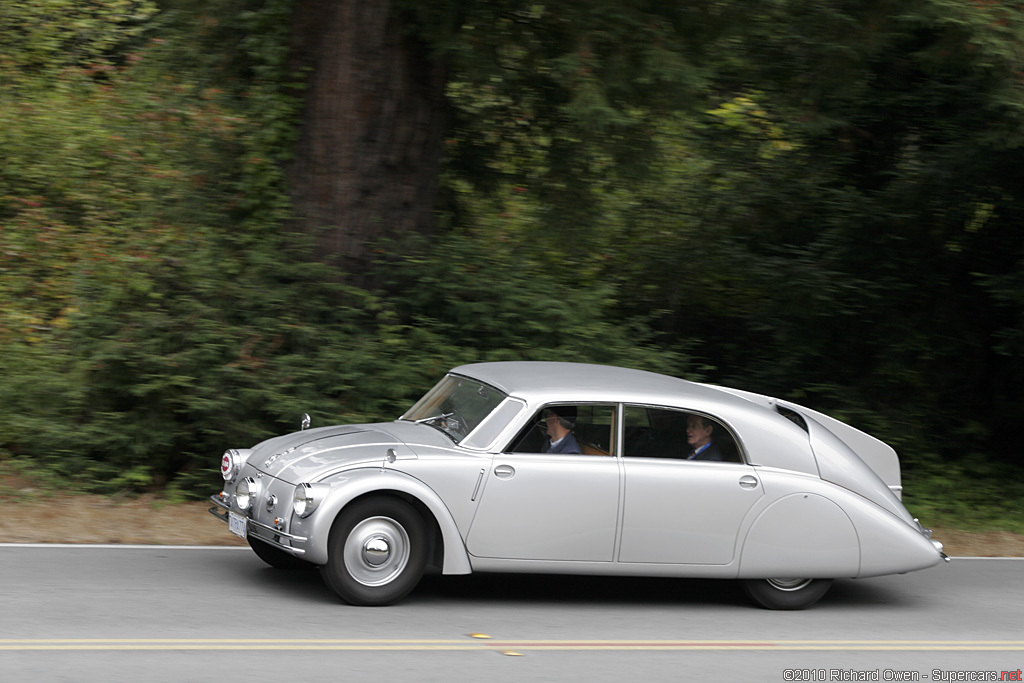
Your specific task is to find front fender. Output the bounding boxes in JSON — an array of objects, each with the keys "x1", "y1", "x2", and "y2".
[{"x1": 292, "y1": 467, "x2": 472, "y2": 575}]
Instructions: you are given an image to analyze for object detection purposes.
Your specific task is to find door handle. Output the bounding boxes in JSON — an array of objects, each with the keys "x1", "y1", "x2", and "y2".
[
  {"x1": 738, "y1": 474, "x2": 759, "y2": 489},
  {"x1": 494, "y1": 464, "x2": 515, "y2": 479}
]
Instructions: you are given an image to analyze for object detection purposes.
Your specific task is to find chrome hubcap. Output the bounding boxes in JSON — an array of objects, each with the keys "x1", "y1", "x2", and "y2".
[
  {"x1": 362, "y1": 536, "x2": 391, "y2": 566},
  {"x1": 343, "y1": 516, "x2": 409, "y2": 587}
]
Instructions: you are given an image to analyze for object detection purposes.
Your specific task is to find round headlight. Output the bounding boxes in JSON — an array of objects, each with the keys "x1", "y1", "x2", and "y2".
[
  {"x1": 293, "y1": 483, "x2": 314, "y2": 518},
  {"x1": 293, "y1": 482, "x2": 329, "y2": 518},
  {"x1": 235, "y1": 476, "x2": 260, "y2": 511},
  {"x1": 220, "y1": 449, "x2": 241, "y2": 482}
]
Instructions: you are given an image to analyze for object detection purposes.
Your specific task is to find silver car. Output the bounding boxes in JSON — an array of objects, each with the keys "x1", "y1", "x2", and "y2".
[{"x1": 209, "y1": 361, "x2": 946, "y2": 609}]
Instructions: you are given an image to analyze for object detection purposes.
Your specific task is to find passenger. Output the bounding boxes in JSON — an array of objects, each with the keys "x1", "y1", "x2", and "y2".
[
  {"x1": 686, "y1": 414, "x2": 724, "y2": 461},
  {"x1": 540, "y1": 406, "x2": 582, "y2": 454}
]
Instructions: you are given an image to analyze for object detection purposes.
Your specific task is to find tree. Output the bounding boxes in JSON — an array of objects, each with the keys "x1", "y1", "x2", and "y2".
[
  {"x1": 283, "y1": 0, "x2": 714, "y2": 272},
  {"x1": 286, "y1": 0, "x2": 449, "y2": 272}
]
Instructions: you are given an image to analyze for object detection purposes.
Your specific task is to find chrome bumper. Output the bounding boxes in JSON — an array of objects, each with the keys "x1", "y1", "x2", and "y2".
[
  {"x1": 914, "y1": 517, "x2": 950, "y2": 563},
  {"x1": 208, "y1": 495, "x2": 231, "y2": 522},
  {"x1": 208, "y1": 495, "x2": 309, "y2": 555}
]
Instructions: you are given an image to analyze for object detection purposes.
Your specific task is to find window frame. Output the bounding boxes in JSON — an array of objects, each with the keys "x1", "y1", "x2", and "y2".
[
  {"x1": 504, "y1": 402, "x2": 619, "y2": 456},
  {"x1": 619, "y1": 403, "x2": 747, "y2": 464}
]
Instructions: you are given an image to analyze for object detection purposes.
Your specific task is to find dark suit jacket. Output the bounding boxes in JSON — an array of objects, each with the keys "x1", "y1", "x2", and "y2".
[
  {"x1": 688, "y1": 440, "x2": 724, "y2": 461},
  {"x1": 544, "y1": 432, "x2": 582, "y2": 454}
]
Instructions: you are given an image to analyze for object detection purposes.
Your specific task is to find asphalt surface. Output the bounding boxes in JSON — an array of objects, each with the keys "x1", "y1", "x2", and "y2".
[{"x1": 1, "y1": 546, "x2": 1021, "y2": 682}]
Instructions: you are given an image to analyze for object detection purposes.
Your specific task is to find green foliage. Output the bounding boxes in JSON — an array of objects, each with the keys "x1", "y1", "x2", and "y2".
[
  {"x1": 0, "y1": 0, "x2": 688, "y2": 496},
  {"x1": 903, "y1": 457, "x2": 1024, "y2": 535},
  {"x1": 2, "y1": 0, "x2": 1023, "y2": 530},
  {"x1": 0, "y1": 1, "x2": 269, "y2": 492},
  {"x1": 438, "y1": 0, "x2": 709, "y2": 237},
  {"x1": 0, "y1": 0, "x2": 157, "y2": 83}
]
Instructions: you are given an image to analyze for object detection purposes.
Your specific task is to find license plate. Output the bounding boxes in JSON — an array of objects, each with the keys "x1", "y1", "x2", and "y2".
[{"x1": 228, "y1": 511, "x2": 247, "y2": 539}]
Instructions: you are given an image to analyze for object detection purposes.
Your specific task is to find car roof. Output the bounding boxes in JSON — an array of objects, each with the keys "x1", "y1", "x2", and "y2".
[
  {"x1": 451, "y1": 361, "x2": 836, "y2": 480},
  {"x1": 450, "y1": 361, "x2": 763, "y2": 412}
]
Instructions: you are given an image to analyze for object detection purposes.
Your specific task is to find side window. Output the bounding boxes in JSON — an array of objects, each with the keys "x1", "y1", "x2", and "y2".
[
  {"x1": 623, "y1": 405, "x2": 741, "y2": 462},
  {"x1": 507, "y1": 404, "x2": 617, "y2": 456}
]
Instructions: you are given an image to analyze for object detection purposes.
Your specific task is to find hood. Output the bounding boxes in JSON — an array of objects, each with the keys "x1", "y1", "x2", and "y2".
[{"x1": 248, "y1": 423, "x2": 409, "y2": 483}]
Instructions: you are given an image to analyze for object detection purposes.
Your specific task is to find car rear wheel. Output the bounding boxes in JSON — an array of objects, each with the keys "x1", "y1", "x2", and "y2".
[
  {"x1": 247, "y1": 536, "x2": 315, "y2": 570},
  {"x1": 740, "y1": 578, "x2": 833, "y2": 610},
  {"x1": 320, "y1": 497, "x2": 427, "y2": 606}
]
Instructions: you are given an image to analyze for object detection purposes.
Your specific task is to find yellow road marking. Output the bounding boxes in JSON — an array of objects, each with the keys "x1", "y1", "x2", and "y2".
[{"x1": 0, "y1": 639, "x2": 1022, "y2": 651}]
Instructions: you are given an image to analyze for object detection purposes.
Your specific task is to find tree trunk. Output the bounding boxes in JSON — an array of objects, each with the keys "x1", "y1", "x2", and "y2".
[{"x1": 288, "y1": 0, "x2": 447, "y2": 275}]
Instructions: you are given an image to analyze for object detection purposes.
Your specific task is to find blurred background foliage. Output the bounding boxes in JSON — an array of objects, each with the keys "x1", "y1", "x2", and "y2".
[{"x1": 1, "y1": 0, "x2": 1022, "y2": 531}]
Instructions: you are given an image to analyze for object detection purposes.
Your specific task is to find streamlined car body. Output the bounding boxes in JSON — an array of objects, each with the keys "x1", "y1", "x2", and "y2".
[{"x1": 209, "y1": 361, "x2": 946, "y2": 609}]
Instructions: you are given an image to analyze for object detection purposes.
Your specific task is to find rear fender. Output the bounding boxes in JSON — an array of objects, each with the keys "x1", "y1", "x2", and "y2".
[
  {"x1": 739, "y1": 471, "x2": 942, "y2": 578},
  {"x1": 739, "y1": 491, "x2": 860, "y2": 578},
  {"x1": 839, "y1": 490, "x2": 945, "y2": 577}
]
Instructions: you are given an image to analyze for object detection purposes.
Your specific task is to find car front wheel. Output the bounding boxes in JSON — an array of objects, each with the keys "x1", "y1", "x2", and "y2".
[
  {"x1": 740, "y1": 578, "x2": 833, "y2": 610},
  {"x1": 320, "y1": 497, "x2": 427, "y2": 606}
]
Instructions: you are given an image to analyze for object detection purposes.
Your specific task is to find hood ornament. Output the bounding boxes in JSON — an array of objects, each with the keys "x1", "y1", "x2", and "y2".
[{"x1": 301, "y1": 413, "x2": 311, "y2": 431}]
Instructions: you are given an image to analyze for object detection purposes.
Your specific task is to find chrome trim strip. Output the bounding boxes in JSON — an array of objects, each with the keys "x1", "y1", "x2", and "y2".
[
  {"x1": 470, "y1": 468, "x2": 485, "y2": 501},
  {"x1": 247, "y1": 517, "x2": 308, "y2": 542},
  {"x1": 249, "y1": 532, "x2": 307, "y2": 556}
]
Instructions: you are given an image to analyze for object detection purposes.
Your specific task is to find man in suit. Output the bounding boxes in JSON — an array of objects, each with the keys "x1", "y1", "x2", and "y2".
[
  {"x1": 686, "y1": 414, "x2": 724, "y2": 461},
  {"x1": 541, "y1": 406, "x2": 582, "y2": 454}
]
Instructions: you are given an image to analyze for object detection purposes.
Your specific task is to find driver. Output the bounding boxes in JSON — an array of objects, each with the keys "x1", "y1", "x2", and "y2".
[{"x1": 540, "y1": 406, "x2": 581, "y2": 454}]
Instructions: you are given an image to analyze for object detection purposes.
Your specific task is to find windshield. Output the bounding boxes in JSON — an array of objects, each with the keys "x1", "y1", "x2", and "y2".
[{"x1": 400, "y1": 374, "x2": 507, "y2": 444}]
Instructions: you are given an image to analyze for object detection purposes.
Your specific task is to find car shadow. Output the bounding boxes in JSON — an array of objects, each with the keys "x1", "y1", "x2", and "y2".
[
  {"x1": 234, "y1": 557, "x2": 924, "y2": 610},
  {"x1": 412, "y1": 573, "x2": 925, "y2": 610},
  {"x1": 412, "y1": 573, "x2": 748, "y2": 608},
  {"x1": 244, "y1": 564, "x2": 337, "y2": 602},
  {"x1": 824, "y1": 576, "x2": 924, "y2": 609}
]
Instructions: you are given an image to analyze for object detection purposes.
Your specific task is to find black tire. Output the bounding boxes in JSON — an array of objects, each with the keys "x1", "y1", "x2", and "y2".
[
  {"x1": 247, "y1": 536, "x2": 316, "y2": 570},
  {"x1": 740, "y1": 578, "x2": 834, "y2": 610},
  {"x1": 320, "y1": 497, "x2": 427, "y2": 606}
]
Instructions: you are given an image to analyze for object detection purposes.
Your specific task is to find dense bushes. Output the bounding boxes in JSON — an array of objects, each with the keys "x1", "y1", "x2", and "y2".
[{"x1": 2, "y1": 1, "x2": 1023, "y2": 534}]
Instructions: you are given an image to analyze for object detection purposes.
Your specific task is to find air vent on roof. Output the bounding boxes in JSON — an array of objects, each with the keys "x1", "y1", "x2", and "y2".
[{"x1": 776, "y1": 405, "x2": 808, "y2": 432}]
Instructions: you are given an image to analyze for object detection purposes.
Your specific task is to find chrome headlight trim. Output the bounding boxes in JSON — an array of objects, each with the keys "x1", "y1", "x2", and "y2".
[
  {"x1": 293, "y1": 482, "x2": 328, "y2": 518},
  {"x1": 235, "y1": 476, "x2": 260, "y2": 511}
]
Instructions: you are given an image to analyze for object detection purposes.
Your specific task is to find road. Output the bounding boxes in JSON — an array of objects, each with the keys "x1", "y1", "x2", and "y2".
[{"x1": 1, "y1": 546, "x2": 1021, "y2": 682}]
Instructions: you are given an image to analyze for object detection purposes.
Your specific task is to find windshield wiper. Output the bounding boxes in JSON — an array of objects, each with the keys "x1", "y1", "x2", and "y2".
[
  {"x1": 412, "y1": 412, "x2": 460, "y2": 442},
  {"x1": 414, "y1": 412, "x2": 452, "y2": 425}
]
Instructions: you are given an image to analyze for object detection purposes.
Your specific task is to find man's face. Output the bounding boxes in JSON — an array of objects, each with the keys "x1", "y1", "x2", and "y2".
[
  {"x1": 686, "y1": 416, "x2": 713, "y2": 448},
  {"x1": 542, "y1": 410, "x2": 562, "y2": 439}
]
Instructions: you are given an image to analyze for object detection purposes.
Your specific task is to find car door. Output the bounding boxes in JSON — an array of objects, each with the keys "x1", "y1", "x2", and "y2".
[
  {"x1": 618, "y1": 405, "x2": 764, "y2": 565},
  {"x1": 465, "y1": 404, "x2": 620, "y2": 562}
]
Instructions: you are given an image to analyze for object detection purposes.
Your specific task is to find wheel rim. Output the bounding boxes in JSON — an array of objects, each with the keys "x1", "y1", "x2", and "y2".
[
  {"x1": 766, "y1": 578, "x2": 813, "y2": 592},
  {"x1": 342, "y1": 516, "x2": 410, "y2": 587}
]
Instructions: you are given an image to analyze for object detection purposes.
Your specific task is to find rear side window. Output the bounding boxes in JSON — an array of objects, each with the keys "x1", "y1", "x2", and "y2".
[{"x1": 622, "y1": 405, "x2": 742, "y2": 462}]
